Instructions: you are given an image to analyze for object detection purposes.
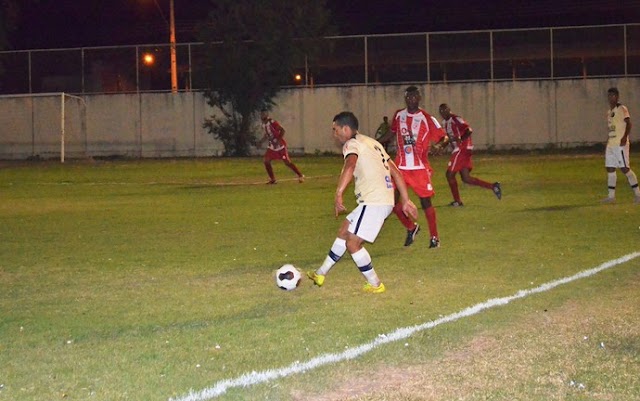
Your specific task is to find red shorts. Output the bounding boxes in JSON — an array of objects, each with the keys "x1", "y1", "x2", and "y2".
[
  {"x1": 447, "y1": 150, "x2": 473, "y2": 173},
  {"x1": 401, "y1": 168, "x2": 435, "y2": 198},
  {"x1": 264, "y1": 148, "x2": 290, "y2": 162}
]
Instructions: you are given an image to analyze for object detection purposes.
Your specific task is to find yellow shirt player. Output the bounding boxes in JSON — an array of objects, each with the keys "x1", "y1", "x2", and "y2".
[
  {"x1": 343, "y1": 133, "x2": 395, "y2": 206},
  {"x1": 602, "y1": 87, "x2": 640, "y2": 204},
  {"x1": 307, "y1": 111, "x2": 418, "y2": 293}
]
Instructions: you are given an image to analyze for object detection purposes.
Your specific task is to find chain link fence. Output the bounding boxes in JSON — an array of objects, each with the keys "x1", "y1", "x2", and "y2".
[{"x1": 1, "y1": 23, "x2": 639, "y2": 95}]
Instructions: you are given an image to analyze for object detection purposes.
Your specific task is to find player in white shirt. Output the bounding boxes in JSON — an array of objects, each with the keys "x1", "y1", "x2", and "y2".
[
  {"x1": 602, "y1": 87, "x2": 640, "y2": 204},
  {"x1": 307, "y1": 111, "x2": 418, "y2": 293}
]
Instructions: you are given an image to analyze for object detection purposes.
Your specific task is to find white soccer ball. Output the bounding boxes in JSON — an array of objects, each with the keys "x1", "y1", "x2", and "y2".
[{"x1": 275, "y1": 264, "x2": 301, "y2": 291}]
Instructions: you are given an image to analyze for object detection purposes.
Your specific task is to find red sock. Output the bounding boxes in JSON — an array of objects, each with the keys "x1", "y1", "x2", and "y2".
[
  {"x1": 447, "y1": 176, "x2": 461, "y2": 202},
  {"x1": 425, "y1": 206, "x2": 438, "y2": 238},
  {"x1": 466, "y1": 177, "x2": 493, "y2": 189},
  {"x1": 394, "y1": 202, "x2": 416, "y2": 230}
]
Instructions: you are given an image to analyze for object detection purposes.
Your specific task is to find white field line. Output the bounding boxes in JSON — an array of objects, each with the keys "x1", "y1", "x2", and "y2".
[{"x1": 170, "y1": 251, "x2": 640, "y2": 401}]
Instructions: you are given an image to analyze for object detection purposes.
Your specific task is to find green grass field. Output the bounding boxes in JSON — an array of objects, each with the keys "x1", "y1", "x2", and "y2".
[{"x1": 0, "y1": 153, "x2": 638, "y2": 401}]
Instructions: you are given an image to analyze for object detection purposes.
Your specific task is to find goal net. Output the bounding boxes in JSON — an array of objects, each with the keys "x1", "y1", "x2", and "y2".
[{"x1": 0, "y1": 92, "x2": 87, "y2": 162}]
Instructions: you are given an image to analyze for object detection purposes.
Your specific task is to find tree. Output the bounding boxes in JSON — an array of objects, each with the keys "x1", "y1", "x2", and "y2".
[{"x1": 197, "y1": 0, "x2": 334, "y2": 156}]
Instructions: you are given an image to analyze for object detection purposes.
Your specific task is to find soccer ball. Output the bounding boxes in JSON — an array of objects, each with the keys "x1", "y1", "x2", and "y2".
[{"x1": 275, "y1": 264, "x2": 301, "y2": 291}]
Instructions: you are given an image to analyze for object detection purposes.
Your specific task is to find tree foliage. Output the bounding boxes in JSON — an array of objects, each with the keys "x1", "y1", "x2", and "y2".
[{"x1": 197, "y1": 0, "x2": 334, "y2": 156}]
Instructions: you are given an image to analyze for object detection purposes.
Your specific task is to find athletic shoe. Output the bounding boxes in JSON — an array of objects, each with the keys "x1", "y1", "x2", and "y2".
[
  {"x1": 362, "y1": 282, "x2": 386, "y2": 294},
  {"x1": 449, "y1": 201, "x2": 464, "y2": 207},
  {"x1": 298, "y1": 175, "x2": 305, "y2": 183},
  {"x1": 429, "y1": 236, "x2": 440, "y2": 248},
  {"x1": 492, "y1": 182, "x2": 502, "y2": 200},
  {"x1": 634, "y1": 195, "x2": 640, "y2": 204},
  {"x1": 266, "y1": 180, "x2": 277, "y2": 185},
  {"x1": 601, "y1": 197, "x2": 615, "y2": 204},
  {"x1": 307, "y1": 271, "x2": 325, "y2": 287},
  {"x1": 404, "y1": 224, "x2": 420, "y2": 247}
]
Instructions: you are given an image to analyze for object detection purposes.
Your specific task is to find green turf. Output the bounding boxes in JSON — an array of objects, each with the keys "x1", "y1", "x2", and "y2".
[{"x1": 0, "y1": 153, "x2": 638, "y2": 401}]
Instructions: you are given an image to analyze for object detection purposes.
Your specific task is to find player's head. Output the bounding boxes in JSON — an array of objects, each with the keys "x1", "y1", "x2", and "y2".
[
  {"x1": 404, "y1": 86, "x2": 421, "y2": 111},
  {"x1": 607, "y1": 87, "x2": 619, "y2": 105},
  {"x1": 332, "y1": 111, "x2": 359, "y2": 143},
  {"x1": 438, "y1": 103, "x2": 451, "y2": 119},
  {"x1": 260, "y1": 107, "x2": 269, "y2": 122}
]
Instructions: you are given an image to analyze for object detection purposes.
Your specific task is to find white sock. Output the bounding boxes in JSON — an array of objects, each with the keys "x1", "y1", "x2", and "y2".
[
  {"x1": 351, "y1": 248, "x2": 380, "y2": 286},
  {"x1": 607, "y1": 172, "x2": 617, "y2": 198},
  {"x1": 625, "y1": 170, "x2": 640, "y2": 196},
  {"x1": 317, "y1": 238, "x2": 347, "y2": 275}
]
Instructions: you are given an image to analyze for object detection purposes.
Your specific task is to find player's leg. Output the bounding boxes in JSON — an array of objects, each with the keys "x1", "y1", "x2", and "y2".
[
  {"x1": 393, "y1": 187, "x2": 420, "y2": 246},
  {"x1": 308, "y1": 219, "x2": 349, "y2": 286},
  {"x1": 281, "y1": 150, "x2": 304, "y2": 182},
  {"x1": 446, "y1": 169, "x2": 463, "y2": 206},
  {"x1": 412, "y1": 170, "x2": 439, "y2": 248},
  {"x1": 619, "y1": 146, "x2": 640, "y2": 202},
  {"x1": 460, "y1": 168, "x2": 493, "y2": 189},
  {"x1": 420, "y1": 196, "x2": 440, "y2": 248},
  {"x1": 341, "y1": 205, "x2": 390, "y2": 293},
  {"x1": 264, "y1": 152, "x2": 277, "y2": 184},
  {"x1": 603, "y1": 146, "x2": 619, "y2": 202}
]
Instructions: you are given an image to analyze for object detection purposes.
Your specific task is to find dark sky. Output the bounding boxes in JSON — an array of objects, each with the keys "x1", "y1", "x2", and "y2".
[{"x1": 8, "y1": 0, "x2": 640, "y2": 50}]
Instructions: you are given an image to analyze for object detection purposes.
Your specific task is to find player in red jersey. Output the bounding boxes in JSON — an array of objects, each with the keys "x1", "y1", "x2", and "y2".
[
  {"x1": 258, "y1": 109, "x2": 304, "y2": 184},
  {"x1": 438, "y1": 103, "x2": 501, "y2": 206},
  {"x1": 381, "y1": 86, "x2": 445, "y2": 248}
]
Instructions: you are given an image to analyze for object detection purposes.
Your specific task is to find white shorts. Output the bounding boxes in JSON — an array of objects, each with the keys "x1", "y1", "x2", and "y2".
[
  {"x1": 605, "y1": 145, "x2": 630, "y2": 168},
  {"x1": 345, "y1": 204, "x2": 393, "y2": 243}
]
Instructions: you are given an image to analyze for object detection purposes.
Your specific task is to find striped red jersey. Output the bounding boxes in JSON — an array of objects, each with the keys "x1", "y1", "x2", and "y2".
[
  {"x1": 261, "y1": 118, "x2": 287, "y2": 151},
  {"x1": 391, "y1": 108, "x2": 445, "y2": 170},
  {"x1": 441, "y1": 113, "x2": 473, "y2": 152}
]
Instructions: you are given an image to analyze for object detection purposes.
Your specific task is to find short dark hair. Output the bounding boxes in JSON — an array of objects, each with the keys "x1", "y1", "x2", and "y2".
[
  {"x1": 608, "y1": 87, "x2": 619, "y2": 96},
  {"x1": 333, "y1": 111, "x2": 359, "y2": 130},
  {"x1": 405, "y1": 85, "x2": 420, "y2": 97}
]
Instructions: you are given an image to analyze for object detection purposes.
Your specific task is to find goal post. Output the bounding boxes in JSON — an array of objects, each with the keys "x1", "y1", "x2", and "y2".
[
  {"x1": 60, "y1": 93, "x2": 86, "y2": 163},
  {"x1": 0, "y1": 92, "x2": 87, "y2": 162}
]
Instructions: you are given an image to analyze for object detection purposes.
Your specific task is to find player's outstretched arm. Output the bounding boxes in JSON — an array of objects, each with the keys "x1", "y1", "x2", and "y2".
[{"x1": 389, "y1": 160, "x2": 418, "y2": 220}]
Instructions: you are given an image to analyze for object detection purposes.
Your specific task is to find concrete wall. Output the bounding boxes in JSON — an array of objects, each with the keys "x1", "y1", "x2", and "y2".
[{"x1": 1, "y1": 77, "x2": 638, "y2": 160}]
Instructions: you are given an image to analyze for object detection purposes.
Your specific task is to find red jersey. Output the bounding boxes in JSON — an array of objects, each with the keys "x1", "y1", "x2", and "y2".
[
  {"x1": 261, "y1": 118, "x2": 287, "y2": 151},
  {"x1": 441, "y1": 114, "x2": 473, "y2": 153},
  {"x1": 391, "y1": 108, "x2": 445, "y2": 171}
]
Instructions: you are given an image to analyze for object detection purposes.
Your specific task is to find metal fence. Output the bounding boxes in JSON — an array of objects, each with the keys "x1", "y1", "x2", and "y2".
[{"x1": 1, "y1": 23, "x2": 639, "y2": 95}]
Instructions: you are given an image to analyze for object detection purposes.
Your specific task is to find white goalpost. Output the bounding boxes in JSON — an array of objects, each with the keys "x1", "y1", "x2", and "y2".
[
  {"x1": 0, "y1": 92, "x2": 87, "y2": 162},
  {"x1": 60, "y1": 93, "x2": 86, "y2": 163}
]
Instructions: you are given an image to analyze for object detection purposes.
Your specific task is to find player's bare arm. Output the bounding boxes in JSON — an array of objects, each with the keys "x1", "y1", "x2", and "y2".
[
  {"x1": 389, "y1": 160, "x2": 418, "y2": 220},
  {"x1": 621, "y1": 117, "x2": 631, "y2": 146},
  {"x1": 334, "y1": 154, "x2": 357, "y2": 217},
  {"x1": 460, "y1": 128, "x2": 473, "y2": 142}
]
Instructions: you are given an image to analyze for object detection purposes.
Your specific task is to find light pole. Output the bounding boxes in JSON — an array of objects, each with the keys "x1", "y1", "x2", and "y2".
[
  {"x1": 148, "y1": 0, "x2": 178, "y2": 92},
  {"x1": 169, "y1": 0, "x2": 177, "y2": 93}
]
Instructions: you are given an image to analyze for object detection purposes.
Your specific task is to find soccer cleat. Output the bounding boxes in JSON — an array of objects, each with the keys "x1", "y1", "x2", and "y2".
[
  {"x1": 634, "y1": 195, "x2": 640, "y2": 204},
  {"x1": 404, "y1": 224, "x2": 420, "y2": 247},
  {"x1": 362, "y1": 282, "x2": 386, "y2": 294},
  {"x1": 601, "y1": 197, "x2": 615, "y2": 204},
  {"x1": 298, "y1": 175, "x2": 305, "y2": 183},
  {"x1": 429, "y1": 236, "x2": 440, "y2": 248},
  {"x1": 448, "y1": 201, "x2": 464, "y2": 207},
  {"x1": 307, "y1": 271, "x2": 325, "y2": 287},
  {"x1": 492, "y1": 182, "x2": 502, "y2": 200},
  {"x1": 266, "y1": 180, "x2": 277, "y2": 185}
]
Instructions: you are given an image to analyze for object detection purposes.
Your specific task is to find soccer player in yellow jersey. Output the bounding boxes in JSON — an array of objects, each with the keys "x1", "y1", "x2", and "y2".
[
  {"x1": 602, "y1": 87, "x2": 640, "y2": 204},
  {"x1": 307, "y1": 111, "x2": 418, "y2": 293}
]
